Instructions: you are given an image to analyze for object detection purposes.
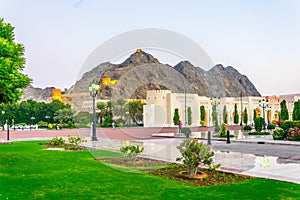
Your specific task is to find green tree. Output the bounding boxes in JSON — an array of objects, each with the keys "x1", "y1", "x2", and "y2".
[
  {"x1": 212, "y1": 104, "x2": 217, "y2": 126},
  {"x1": 173, "y1": 108, "x2": 180, "y2": 125},
  {"x1": 243, "y1": 107, "x2": 248, "y2": 125},
  {"x1": 223, "y1": 105, "x2": 228, "y2": 124},
  {"x1": 253, "y1": 109, "x2": 257, "y2": 121},
  {"x1": 53, "y1": 108, "x2": 76, "y2": 123},
  {"x1": 254, "y1": 117, "x2": 264, "y2": 132},
  {"x1": 280, "y1": 100, "x2": 289, "y2": 120},
  {"x1": 97, "y1": 102, "x2": 106, "y2": 124},
  {"x1": 200, "y1": 106, "x2": 205, "y2": 121},
  {"x1": 128, "y1": 100, "x2": 144, "y2": 125},
  {"x1": 113, "y1": 97, "x2": 127, "y2": 120},
  {"x1": 293, "y1": 100, "x2": 300, "y2": 121},
  {"x1": 187, "y1": 107, "x2": 192, "y2": 125},
  {"x1": 0, "y1": 18, "x2": 31, "y2": 104},
  {"x1": 234, "y1": 103, "x2": 239, "y2": 124}
]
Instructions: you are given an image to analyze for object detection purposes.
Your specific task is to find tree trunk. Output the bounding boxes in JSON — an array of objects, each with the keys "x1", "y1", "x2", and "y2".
[{"x1": 187, "y1": 164, "x2": 197, "y2": 176}]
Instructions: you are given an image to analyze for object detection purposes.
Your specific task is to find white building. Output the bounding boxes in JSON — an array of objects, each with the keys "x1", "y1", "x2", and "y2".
[{"x1": 143, "y1": 90, "x2": 296, "y2": 127}]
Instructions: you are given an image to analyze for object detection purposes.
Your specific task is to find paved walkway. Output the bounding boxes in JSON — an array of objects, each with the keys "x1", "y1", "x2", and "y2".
[{"x1": 1, "y1": 128, "x2": 300, "y2": 184}]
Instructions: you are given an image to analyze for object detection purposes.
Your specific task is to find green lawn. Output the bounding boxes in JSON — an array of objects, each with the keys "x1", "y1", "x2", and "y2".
[{"x1": 1, "y1": 141, "x2": 300, "y2": 200}]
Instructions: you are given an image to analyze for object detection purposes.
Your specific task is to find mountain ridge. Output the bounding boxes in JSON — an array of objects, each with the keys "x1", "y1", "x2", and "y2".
[{"x1": 22, "y1": 50, "x2": 261, "y2": 108}]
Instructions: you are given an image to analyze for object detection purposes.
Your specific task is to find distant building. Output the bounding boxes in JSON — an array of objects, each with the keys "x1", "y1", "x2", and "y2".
[{"x1": 143, "y1": 90, "x2": 297, "y2": 127}]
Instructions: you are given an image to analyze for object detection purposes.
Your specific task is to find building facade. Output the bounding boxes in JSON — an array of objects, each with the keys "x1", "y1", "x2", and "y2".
[{"x1": 143, "y1": 90, "x2": 295, "y2": 127}]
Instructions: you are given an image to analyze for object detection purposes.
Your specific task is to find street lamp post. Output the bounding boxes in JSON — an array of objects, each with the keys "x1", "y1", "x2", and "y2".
[
  {"x1": 259, "y1": 99, "x2": 269, "y2": 130},
  {"x1": 89, "y1": 81, "x2": 99, "y2": 141},
  {"x1": 240, "y1": 91, "x2": 243, "y2": 127}
]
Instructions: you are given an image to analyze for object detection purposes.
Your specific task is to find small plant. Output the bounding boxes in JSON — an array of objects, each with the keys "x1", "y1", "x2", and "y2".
[
  {"x1": 120, "y1": 144, "x2": 144, "y2": 162},
  {"x1": 181, "y1": 127, "x2": 191, "y2": 138},
  {"x1": 219, "y1": 123, "x2": 227, "y2": 137},
  {"x1": 68, "y1": 136, "x2": 87, "y2": 149},
  {"x1": 267, "y1": 124, "x2": 275, "y2": 130},
  {"x1": 176, "y1": 138, "x2": 220, "y2": 176},
  {"x1": 243, "y1": 125, "x2": 252, "y2": 131},
  {"x1": 200, "y1": 120, "x2": 206, "y2": 127},
  {"x1": 248, "y1": 131, "x2": 269, "y2": 135},
  {"x1": 49, "y1": 136, "x2": 65, "y2": 146},
  {"x1": 286, "y1": 127, "x2": 300, "y2": 141},
  {"x1": 272, "y1": 128, "x2": 286, "y2": 140}
]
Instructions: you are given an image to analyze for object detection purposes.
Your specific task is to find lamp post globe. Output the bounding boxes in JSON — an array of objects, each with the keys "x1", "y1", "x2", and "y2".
[{"x1": 89, "y1": 81, "x2": 99, "y2": 141}]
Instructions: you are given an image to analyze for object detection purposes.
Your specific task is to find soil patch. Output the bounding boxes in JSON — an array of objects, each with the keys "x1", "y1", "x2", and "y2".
[{"x1": 95, "y1": 156, "x2": 253, "y2": 187}]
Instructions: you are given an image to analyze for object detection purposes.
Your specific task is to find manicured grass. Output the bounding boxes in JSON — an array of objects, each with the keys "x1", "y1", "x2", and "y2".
[{"x1": 1, "y1": 141, "x2": 300, "y2": 200}]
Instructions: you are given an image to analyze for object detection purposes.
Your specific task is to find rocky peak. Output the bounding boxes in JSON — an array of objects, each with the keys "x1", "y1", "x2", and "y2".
[
  {"x1": 119, "y1": 49, "x2": 160, "y2": 67},
  {"x1": 173, "y1": 61, "x2": 194, "y2": 72}
]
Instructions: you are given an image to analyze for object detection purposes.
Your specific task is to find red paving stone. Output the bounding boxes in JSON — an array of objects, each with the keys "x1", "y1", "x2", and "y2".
[{"x1": 0, "y1": 125, "x2": 243, "y2": 141}]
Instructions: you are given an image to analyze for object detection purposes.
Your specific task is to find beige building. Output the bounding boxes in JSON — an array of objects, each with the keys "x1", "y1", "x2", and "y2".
[{"x1": 143, "y1": 90, "x2": 296, "y2": 127}]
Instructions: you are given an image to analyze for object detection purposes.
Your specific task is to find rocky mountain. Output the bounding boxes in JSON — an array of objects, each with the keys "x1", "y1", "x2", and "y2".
[
  {"x1": 22, "y1": 85, "x2": 54, "y2": 102},
  {"x1": 23, "y1": 50, "x2": 261, "y2": 106}
]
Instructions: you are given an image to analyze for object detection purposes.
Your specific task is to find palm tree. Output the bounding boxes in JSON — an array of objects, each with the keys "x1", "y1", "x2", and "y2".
[
  {"x1": 128, "y1": 100, "x2": 144, "y2": 125},
  {"x1": 97, "y1": 102, "x2": 106, "y2": 124},
  {"x1": 113, "y1": 97, "x2": 127, "y2": 120}
]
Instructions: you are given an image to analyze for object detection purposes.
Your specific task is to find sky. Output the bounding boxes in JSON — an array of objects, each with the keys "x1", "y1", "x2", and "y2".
[{"x1": 1, "y1": 0, "x2": 299, "y2": 96}]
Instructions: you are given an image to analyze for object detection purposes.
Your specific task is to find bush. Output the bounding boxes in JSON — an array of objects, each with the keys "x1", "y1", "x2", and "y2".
[
  {"x1": 176, "y1": 138, "x2": 220, "y2": 176},
  {"x1": 120, "y1": 144, "x2": 144, "y2": 162},
  {"x1": 104, "y1": 116, "x2": 113, "y2": 124},
  {"x1": 243, "y1": 125, "x2": 252, "y2": 131},
  {"x1": 286, "y1": 127, "x2": 300, "y2": 141},
  {"x1": 293, "y1": 120, "x2": 300, "y2": 128},
  {"x1": 254, "y1": 117, "x2": 264, "y2": 132},
  {"x1": 200, "y1": 120, "x2": 206, "y2": 127},
  {"x1": 214, "y1": 125, "x2": 220, "y2": 133},
  {"x1": 219, "y1": 123, "x2": 227, "y2": 136},
  {"x1": 116, "y1": 118, "x2": 125, "y2": 127},
  {"x1": 38, "y1": 121, "x2": 48, "y2": 128},
  {"x1": 248, "y1": 131, "x2": 270, "y2": 135},
  {"x1": 181, "y1": 127, "x2": 192, "y2": 138},
  {"x1": 267, "y1": 124, "x2": 275, "y2": 130},
  {"x1": 48, "y1": 136, "x2": 65, "y2": 146},
  {"x1": 48, "y1": 123, "x2": 53, "y2": 129},
  {"x1": 68, "y1": 135, "x2": 87, "y2": 149},
  {"x1": 272, "y1": 128, "x2": 286, "y2": 140}
]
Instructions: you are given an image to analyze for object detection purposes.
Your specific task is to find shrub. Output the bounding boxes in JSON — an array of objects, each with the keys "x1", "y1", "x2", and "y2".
[
  {"x1": 176, "y1": 138, "x2": 220, "y2": 176},
  {"x1": 254, "y1": 117, "x2": 264, "y2": 132},
  {"x1": 200, "y1": 120, "x2": 206, "y2": 127},
  {"x1": 272, "y1": 128, "x2": 286, "y2": 140},
  {"x1": 248, "y1": 131, "x2": 270, "y2": 135},
  {"x1": 286, "y1": 127, "x2": 300, "y2": 141},
  {"x1": 48, "y1": 123, "x2": 53, "y2": 129},
  {"x1": 181, "y1": 127, "x2": 192, "y2": 138},
  {"x1": 219, "y1": 123, "x2": 227, "y2": 136},
  {"x1": 214, "y1": 125, "x2": 220, "y2": 133},
  {"x1": 120, "y1": 144, "x2": 144, "y2": 162},
  {"x1": 267, "y1": 124, "x2": 275, "y2": 130},
  {"x1": 293, "y1": 120, "x2": 300, "y2": 128},
  {"x1": 38, "y1": 121, "x2": 48, "y2": 128},
  {"x1": 116, "y1": 118, "x2": 125, "y2": 126},
  {"x1": 104, "y1": 116, "x2": 113, "y2": 123},
  {"x1": 243, "y1": 125, "x2": 252, "y2": 131},
  {"x1": 49, "y1": 136, "x2": 65, "y2": 146},
  {"x1": 68, "y1": 136, "x2": 87, "y2": 149}
]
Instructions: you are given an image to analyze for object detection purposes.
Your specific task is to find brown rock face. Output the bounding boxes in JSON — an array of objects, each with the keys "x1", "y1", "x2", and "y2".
[{"x1": 23, "y1": 50, "x2": 261, "y2": 109}]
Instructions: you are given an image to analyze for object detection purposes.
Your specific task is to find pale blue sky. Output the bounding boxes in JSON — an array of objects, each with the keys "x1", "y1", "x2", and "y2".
[{"x1": 1, "y1": 0, "x2": 299, "y2": 96}]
